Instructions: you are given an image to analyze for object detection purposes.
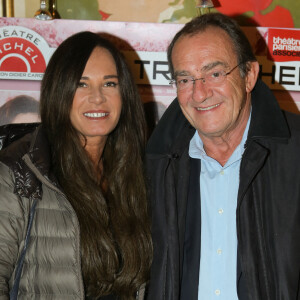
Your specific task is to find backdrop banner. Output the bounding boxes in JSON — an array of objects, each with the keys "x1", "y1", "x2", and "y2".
[{"x1": 0, "y1": 17, "x2": 299, "y2": 126}]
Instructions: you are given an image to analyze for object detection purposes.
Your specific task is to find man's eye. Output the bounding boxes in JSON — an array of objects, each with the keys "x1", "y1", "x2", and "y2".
[
  {"x1": 211, "y1": 71, "x2": 222, "y2": 78},
  {"x1": 177, "y1": 78, "x2": 190, "y2": 85}
]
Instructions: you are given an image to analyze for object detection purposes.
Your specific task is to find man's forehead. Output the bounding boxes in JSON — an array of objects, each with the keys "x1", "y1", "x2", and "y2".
[
  {"x1": 174, "y1": 61, "x2": 228, "y2": 77},
  {"x1": 171, "y1": 29, "x2": 237, "y2": 71}
]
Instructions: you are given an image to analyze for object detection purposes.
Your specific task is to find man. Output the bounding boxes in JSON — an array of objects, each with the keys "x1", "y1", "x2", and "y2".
[{"x1": 146, "y1": 13, "x2": 300, "y2": 300}]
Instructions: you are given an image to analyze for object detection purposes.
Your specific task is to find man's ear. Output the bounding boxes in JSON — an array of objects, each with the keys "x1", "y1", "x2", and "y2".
[{"x1": 245, "y1": 61, "x2": 259, "y2": 93}]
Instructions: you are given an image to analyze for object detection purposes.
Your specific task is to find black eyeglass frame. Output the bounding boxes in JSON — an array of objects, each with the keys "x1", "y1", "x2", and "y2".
[{"x1": 169, "y1": 62, "x2": 244, "y2": 88}]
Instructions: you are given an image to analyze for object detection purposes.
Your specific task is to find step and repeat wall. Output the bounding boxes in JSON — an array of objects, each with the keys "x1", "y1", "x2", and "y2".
[{"x1": 0, "y1": 17, "x2": 299, "y2": 128}]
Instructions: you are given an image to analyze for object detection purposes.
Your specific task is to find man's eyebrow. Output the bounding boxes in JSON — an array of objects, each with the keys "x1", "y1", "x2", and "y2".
[
  {"x1": 201, "y1": 61, "x2": 227, "y2": 72},
  {"x1": 174, "y1": 62, "x2": 229, "y2": 78},
  {"x1": 174, "y1": 70, "x2": 191, "y2": 77}
]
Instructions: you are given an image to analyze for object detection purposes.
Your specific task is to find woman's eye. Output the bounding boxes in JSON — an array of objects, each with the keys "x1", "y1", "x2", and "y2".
[
  {"x1": 104, "y1": 81, "x2": 118, "y2": 88},
  {"x1": 78, "y1": 81, "x2": 87, "y2": 88}
]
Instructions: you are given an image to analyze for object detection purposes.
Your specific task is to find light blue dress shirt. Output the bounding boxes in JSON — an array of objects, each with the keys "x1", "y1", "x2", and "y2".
[{"x1": 189, "y1": 116, "x2": 251, "y2": 300}]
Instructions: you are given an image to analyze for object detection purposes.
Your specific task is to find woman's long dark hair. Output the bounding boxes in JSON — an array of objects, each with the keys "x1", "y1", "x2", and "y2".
[{"x1": 40, "y1": 31, "x2": 152, "y2": 299}]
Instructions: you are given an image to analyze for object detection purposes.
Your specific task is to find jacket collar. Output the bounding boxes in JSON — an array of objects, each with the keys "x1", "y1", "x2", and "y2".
[
  {"x1": 146, "y1": 99, "x2": 194, "y2": 157},
  {"x1": 247, "y1": 79, "x2": 290, "y2": 144}
]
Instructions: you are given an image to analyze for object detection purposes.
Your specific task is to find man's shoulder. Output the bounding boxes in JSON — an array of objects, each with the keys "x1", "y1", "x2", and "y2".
[
  {"x1": 281, "y1": 111, "x2": 300, "y2": 149},
  {"x1": 283, "y1": 110, "x2": 300, "y2": 132}
]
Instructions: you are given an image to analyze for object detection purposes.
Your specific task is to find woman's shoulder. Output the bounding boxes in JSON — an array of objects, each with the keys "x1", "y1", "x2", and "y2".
[
  {"x1": 0, "y1": 123, "x2": 40, "y2": 163},
  {"x1": 0, "y1": 124, "x2": 46, "y2": 202}
]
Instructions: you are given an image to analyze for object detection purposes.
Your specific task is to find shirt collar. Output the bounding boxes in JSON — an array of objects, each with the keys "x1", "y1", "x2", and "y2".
[{"x1": 189, "y1": 110, "x2": 252, "y2": 166}]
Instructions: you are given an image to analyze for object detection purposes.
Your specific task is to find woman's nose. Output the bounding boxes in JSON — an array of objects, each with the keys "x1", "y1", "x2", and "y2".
[{"x1": 88, "y1": 87, "x2": 106, "y2": 104}]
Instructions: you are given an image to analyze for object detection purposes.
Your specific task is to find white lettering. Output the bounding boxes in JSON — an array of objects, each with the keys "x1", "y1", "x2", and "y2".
[
  {"x1": 14, "y1": 42, "x2": 23, "y2": 51},
  {"x1": 3, "y1": 43, "x2": 11, "y2": 51}
]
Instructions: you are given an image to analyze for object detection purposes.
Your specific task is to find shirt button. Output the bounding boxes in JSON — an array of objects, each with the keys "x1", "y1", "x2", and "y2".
[
  {"x1": 218, "y1": 208, "x2": 224, "y2": 214},
  {"x1": 215, "y1": 289, "x2": 221, "y2": 296},
  {"x1": 220, "y1": 170, "x2": 224, "y2": 175},
  {"x1": 217, "y1": 249, "x2": 222, "y2": 255}
]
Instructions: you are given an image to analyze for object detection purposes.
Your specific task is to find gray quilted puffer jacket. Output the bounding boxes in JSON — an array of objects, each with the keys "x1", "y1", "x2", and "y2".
[
  {"x1": 0, "y1": 124, "x2": 85, "y2": 299},
  {"x1": 0, "y1": 124, "x2": 146, "y2": 300}
]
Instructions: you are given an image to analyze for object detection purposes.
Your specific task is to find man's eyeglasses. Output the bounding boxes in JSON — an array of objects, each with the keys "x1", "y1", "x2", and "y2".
[{"x1": 169, "y1": 62, "x2": 243, "y2": 91}]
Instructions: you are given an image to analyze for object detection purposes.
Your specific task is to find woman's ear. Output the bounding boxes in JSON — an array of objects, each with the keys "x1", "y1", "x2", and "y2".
[{"x1": 245, "y1": 61, "x2": 259, "y2": 93}]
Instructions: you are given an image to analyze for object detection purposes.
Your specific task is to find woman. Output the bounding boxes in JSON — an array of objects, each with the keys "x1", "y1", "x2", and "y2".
[{"x1": 0, "y1": 32, "x2": 152, "y2": 299}]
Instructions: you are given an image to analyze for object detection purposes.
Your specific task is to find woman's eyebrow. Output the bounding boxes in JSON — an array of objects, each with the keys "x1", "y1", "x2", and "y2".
[
  {"x1": 103, "y1": 75, "x2": 119, "y2": 79},
  {"x1": 79, "y1": 75, "x2": 119, "y2": 80}
]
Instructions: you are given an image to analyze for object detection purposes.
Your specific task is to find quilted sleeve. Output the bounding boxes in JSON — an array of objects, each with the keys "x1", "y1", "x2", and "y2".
[{"x1": 0, "y1": 162, "x2": 25, "y2": 300}]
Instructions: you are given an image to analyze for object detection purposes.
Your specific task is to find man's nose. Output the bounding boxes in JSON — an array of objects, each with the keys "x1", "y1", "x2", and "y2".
[{"x1": 191, "y1": 79, "x2": 212, "y2": 103}]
